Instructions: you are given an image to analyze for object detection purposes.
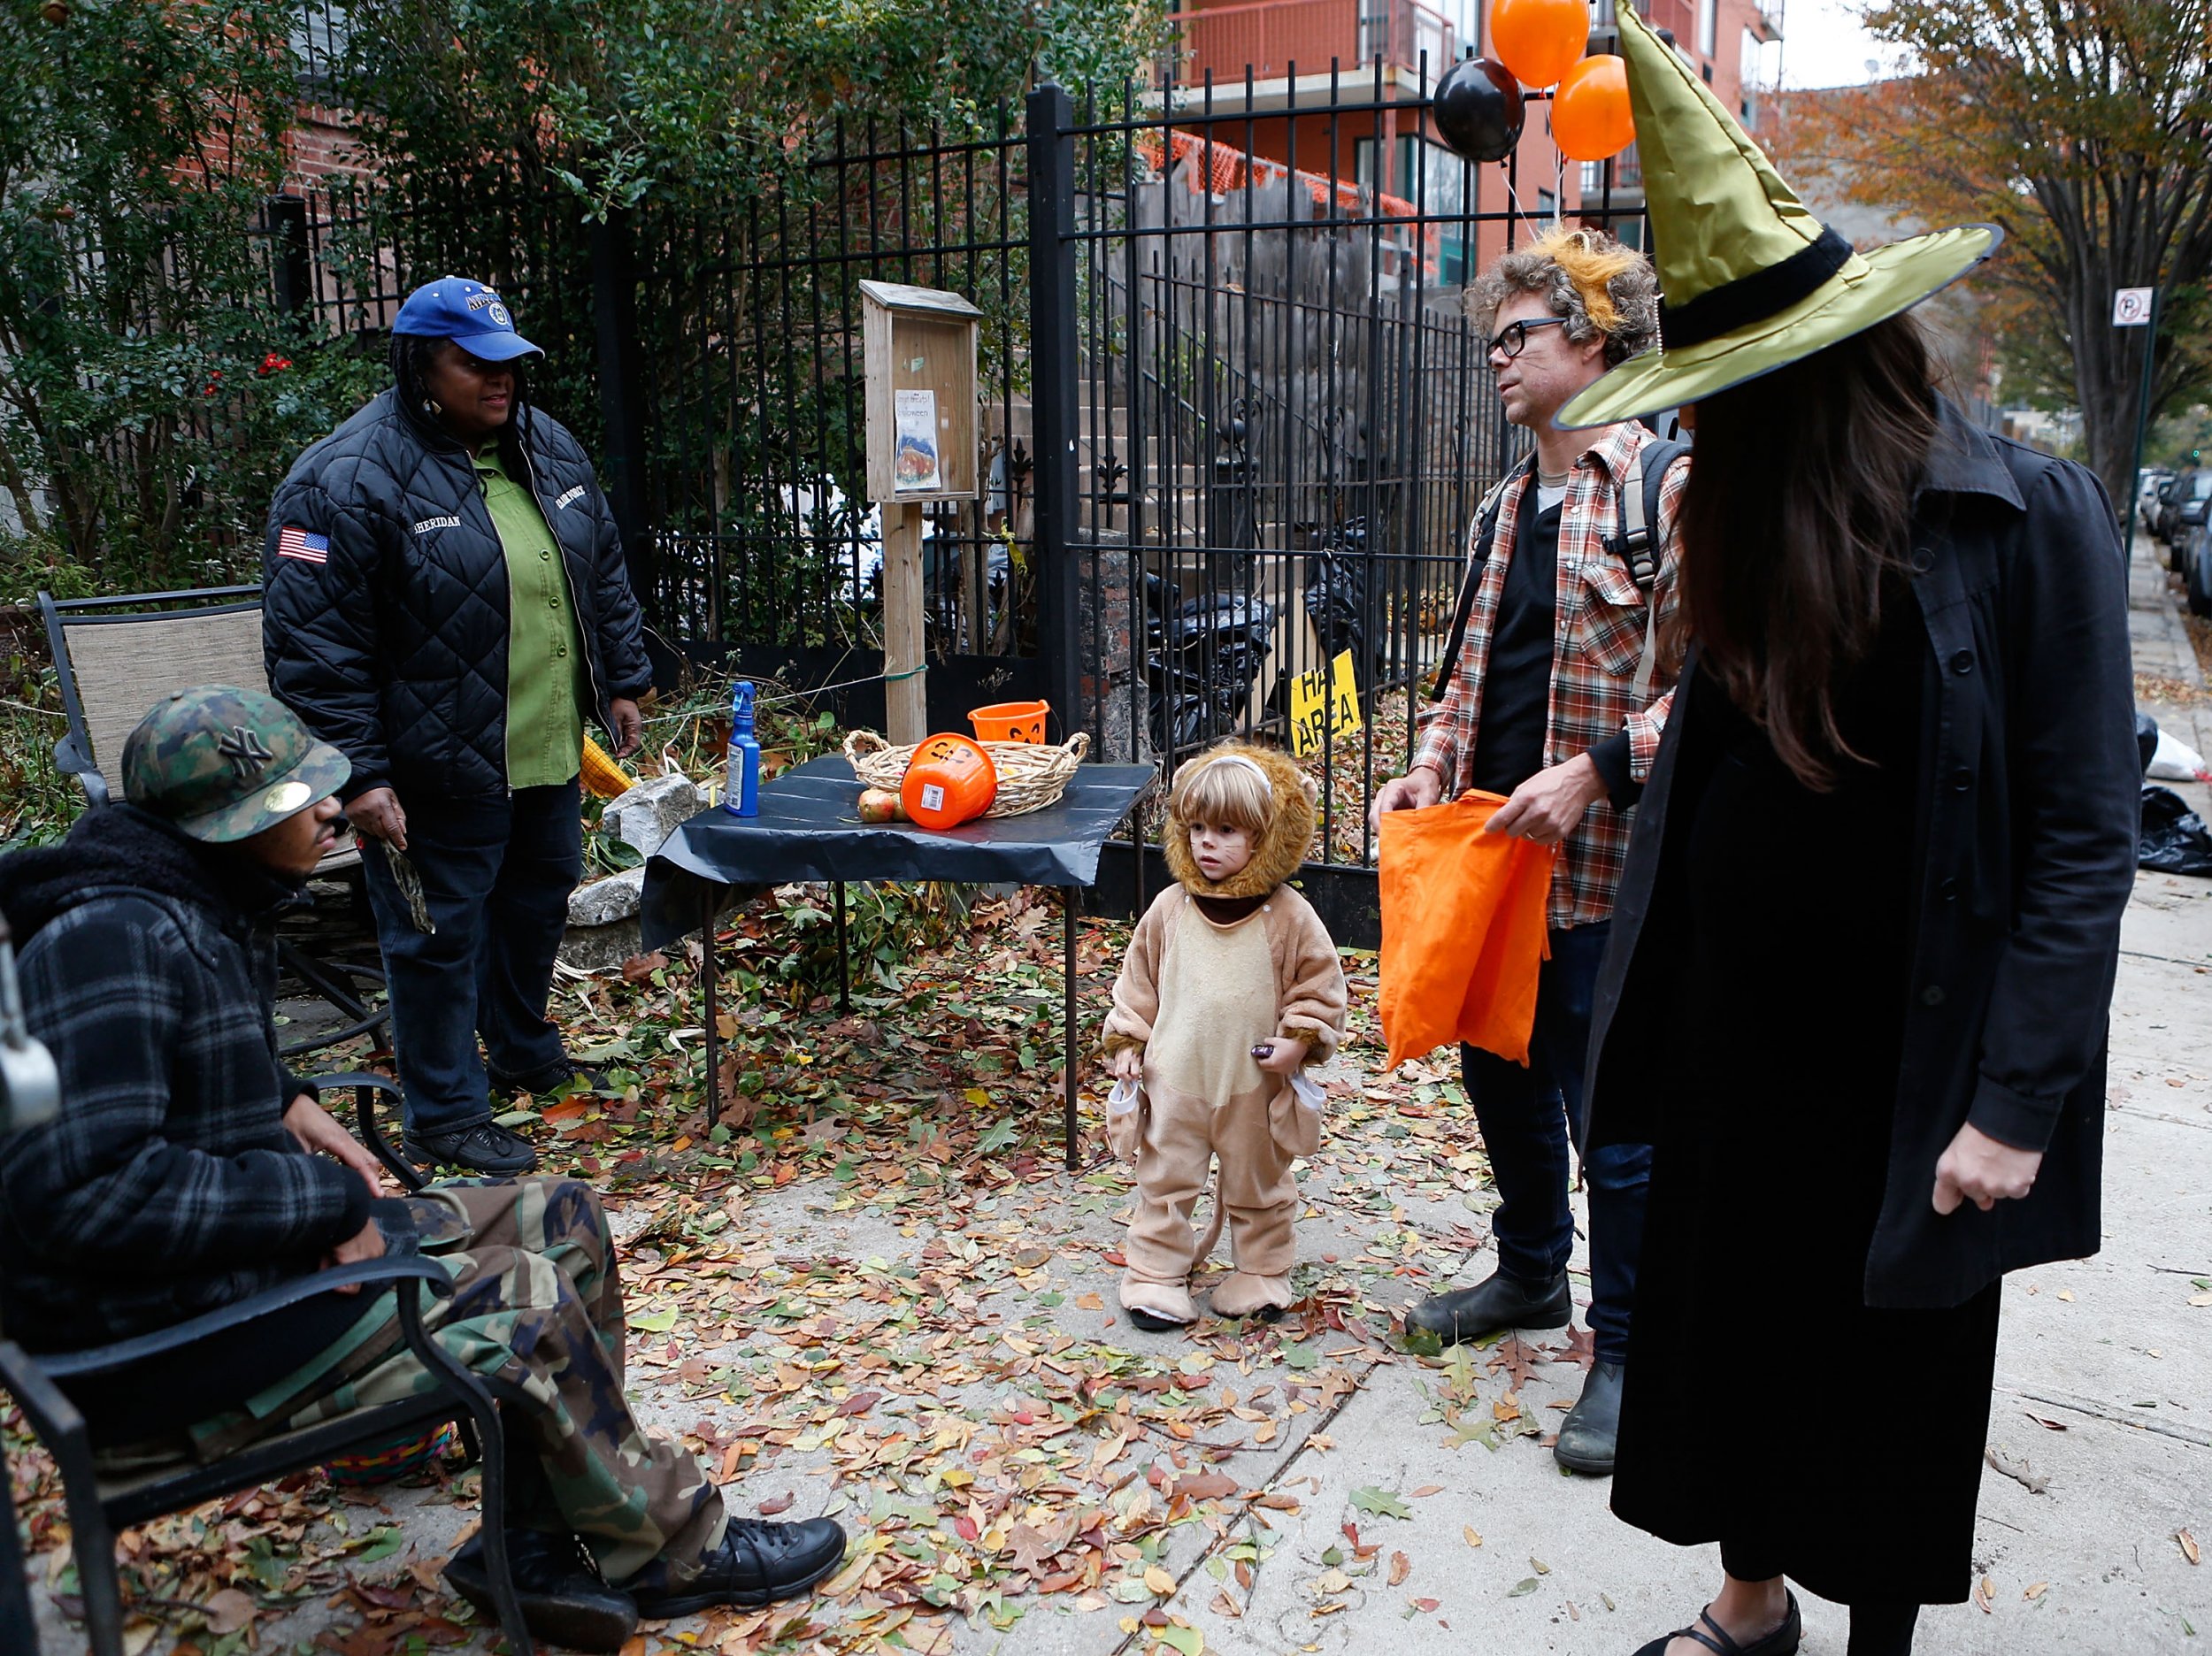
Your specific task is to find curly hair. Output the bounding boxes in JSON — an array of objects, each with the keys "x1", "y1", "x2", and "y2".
[{"x1": 1464, "y1": 227, "x2": 1660, "y2": 367}]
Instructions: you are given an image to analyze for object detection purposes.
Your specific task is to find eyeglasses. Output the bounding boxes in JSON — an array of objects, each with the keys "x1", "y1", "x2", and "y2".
[{"x1": 1486, "y1": 317, "x2": 1569, "y2": 360}]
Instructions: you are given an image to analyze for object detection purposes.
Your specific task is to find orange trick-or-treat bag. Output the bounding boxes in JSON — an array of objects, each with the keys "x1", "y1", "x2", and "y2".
[{"x1": 1378, "y1": 791, "x2": 1556, "y2": 1069}]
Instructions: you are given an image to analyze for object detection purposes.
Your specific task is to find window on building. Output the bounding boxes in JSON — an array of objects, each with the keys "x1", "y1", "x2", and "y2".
[
  {"x1": 1696, "y1": 0, "x2": 1717, "y2": 57},
  {"x1": 1539, "y1": 188, "x2": 1558, "y2": 221}
]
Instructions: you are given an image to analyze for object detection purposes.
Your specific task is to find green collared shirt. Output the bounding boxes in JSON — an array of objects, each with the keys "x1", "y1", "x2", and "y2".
[{"x1": 475, "y1": 448, "x2": 585, "y2": 788}]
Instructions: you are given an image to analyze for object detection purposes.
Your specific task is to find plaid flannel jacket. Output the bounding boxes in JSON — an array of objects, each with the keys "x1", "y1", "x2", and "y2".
[{"x1": 1411, "y1": 421, "x2": 1689, "y2": 930}]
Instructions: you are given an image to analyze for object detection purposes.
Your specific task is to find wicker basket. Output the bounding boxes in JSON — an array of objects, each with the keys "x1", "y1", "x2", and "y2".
[{"x1": 844, "y1": 729, "x2": 1089, "y2": 818}]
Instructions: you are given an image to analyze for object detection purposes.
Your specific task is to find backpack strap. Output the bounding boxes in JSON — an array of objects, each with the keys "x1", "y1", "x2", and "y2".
[
  {"x1": 1428, "y1": 457, "x2": 1532, "y2": 703},
  {"x1": 1612, "y1": 438, "x2": 1689, "y2": 699}
]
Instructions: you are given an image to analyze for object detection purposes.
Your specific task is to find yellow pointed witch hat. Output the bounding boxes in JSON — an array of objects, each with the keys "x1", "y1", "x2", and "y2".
[{"x1": 1556, "y1": 6, "x2": 1998, "y2": 430}]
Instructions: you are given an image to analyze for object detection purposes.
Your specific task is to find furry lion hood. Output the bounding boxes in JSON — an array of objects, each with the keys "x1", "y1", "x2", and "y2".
[{"x1": 1162, "y1": 742, "x2": 1316, "y2": 899}]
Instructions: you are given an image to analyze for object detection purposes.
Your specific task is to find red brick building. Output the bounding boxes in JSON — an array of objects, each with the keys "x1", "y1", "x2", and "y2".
[{"x1": 1161, "y1": 0, "x2": 1786, "y2": 281}]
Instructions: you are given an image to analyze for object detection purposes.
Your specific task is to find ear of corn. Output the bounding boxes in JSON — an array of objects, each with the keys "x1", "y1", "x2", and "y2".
[{"x1": 581, "y1": 735, "x2": 637, "y2": 800}]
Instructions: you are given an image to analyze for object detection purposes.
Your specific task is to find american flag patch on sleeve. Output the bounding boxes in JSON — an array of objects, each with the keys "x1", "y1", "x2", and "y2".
[{"x1": 276, "y1": 526, "x2": 329, "y2": 564}]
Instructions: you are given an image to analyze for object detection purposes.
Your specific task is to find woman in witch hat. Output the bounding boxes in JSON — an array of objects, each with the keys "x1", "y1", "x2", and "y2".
[{"x1": 1568, "y1": 12, "x2": 2137, "y2": 1656}]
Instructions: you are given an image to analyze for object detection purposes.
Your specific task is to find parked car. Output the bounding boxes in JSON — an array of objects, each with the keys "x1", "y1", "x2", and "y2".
[
  {"x1": 2180, "y1": 516, "x2": 2212, "y2": 617},
  {"x1": 2155, "y1": 468, "x2": 2212, "y2": 559},
  {"x1": 2140, "y1": 467, "x2": 2176, "y2": 536}
]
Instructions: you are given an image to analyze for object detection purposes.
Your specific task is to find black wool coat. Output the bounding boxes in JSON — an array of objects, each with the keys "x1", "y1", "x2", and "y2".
[
  {"x1": 262, "y1": 390, "x2": 653, "y2": 805},
  {"x1": 0, "y1": 808, "x2": 370, "y2": 1349},
  {"x1": 1585, "y1": 405, "x2": 2140, "y2": 1309}
]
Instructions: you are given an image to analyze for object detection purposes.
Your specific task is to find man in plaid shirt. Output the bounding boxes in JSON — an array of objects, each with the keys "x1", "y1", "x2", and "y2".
[{"x1": 1372, "y1": 229, "x2": 1687, "y2": 1477}]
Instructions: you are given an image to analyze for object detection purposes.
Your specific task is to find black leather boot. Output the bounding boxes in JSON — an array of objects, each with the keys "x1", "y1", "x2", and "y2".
[
  {"x1": 403, "y1": 1120, "x2": 541, "y2": 1176},
  {"x1": 1404, "y1": 1269, "x2": 1571, "y2": 1346},
  {"x1": 444, "y1": 1528, "x2": 637, "y2": 1652},
  {"x1": 627, "y1": 1516, "x2": 849, "y2": 1618},
  {"x1": 1554, "y1": 1359, "x2": 1624, "y2": 1476}
]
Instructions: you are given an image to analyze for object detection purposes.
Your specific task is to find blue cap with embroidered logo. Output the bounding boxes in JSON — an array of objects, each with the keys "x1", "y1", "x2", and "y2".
[{"x1": 392, "y1": 275, "x2": 541, "y2": 362}]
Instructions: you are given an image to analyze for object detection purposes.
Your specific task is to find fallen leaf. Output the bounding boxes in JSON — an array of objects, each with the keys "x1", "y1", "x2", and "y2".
[
  {"x1": 2181, "y1": 1529, "x2": 2201, "y2": 1567},
  {"x1": 1409, "y1": 1484, "x2": 1443, "y2": 1498},
  {"x1": 757, "y1": 1491, "x2": 795, "y2": 1516},
  {"x1": 1974, "y1": 1576, "x2": 1995, "y2": 1613},
  {"x1": 202, "y1": 1590, "x2": 257, "y2": 1635},
  {"x1": 2024, "y1": 1582, "x2": 2049, "y2": 1600},
  {"x1": 1006, "y1": 1515, "x2": 1078, "y2": 1576},
  {"x1": 1530, "y1": 1557, "x2": 1551, "y2": 1575},
  {"x1": 1985, "y1": 1445, "x2": 2047, "y2": 1495},
  {"x1": 1210, "y1": 1589, "x2": 1242, "y2": 1619},
  {"x1": 1463, "y1": 1526, "x2": 1484, "y2": 1548},
  {"x1": 1411, "y1": 1596, "x2": 1440, "y2": 1612},
  {"x1": 1170, "y1": 1472, "x2": 1238, "y2": 1502},
  {"x1": 1349, "y1": 1486, "x2": 1413, "y2": 1521},
  {"x1": 1507, "y1": 1577, "x2": 1539, "y2": 1598},
  {"x1": 1388, "y1": 1551, "x2": 1410, "y2": 1587},
  {"x1": 1144, "y1": 1565, "x2": 1178, "y2": 1596},
  {"x1": 2056, "y1": 1289, "x2": 2076, "y2": 1302}
]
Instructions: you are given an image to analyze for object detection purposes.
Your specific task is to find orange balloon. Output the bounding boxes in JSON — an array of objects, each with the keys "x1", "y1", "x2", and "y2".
[
  {"x1": 1552, "y1": 53, "x2": 1635, "y2": 161},
  {"x1": 1488, "y1": 0, "x2": 1589, "y2": 90}
]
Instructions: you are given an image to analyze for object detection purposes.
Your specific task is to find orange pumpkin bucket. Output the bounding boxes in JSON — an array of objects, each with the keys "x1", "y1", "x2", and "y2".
[
  {"x1": 901, "y1": 732, "x2": 999, "y2": 830},
  {"x1": 967, "y1": 700, "x2": 1050, "y2": 743}
]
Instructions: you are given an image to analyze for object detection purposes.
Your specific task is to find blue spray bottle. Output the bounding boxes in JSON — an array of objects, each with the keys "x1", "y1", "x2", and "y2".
[{"x1": 725, "y1": 680, "x2": 761, "y2": 817}]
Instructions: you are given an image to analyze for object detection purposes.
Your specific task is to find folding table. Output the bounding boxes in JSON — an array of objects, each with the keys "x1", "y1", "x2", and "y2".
[{"x1": 640, "y1": 754, "x2": 1156, "y2": 1166}]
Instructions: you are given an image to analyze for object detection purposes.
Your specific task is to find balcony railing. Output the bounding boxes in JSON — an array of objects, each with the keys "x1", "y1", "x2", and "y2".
[{"x1": 1164, "y1": 0, "x2": 1458, "y2": 88}]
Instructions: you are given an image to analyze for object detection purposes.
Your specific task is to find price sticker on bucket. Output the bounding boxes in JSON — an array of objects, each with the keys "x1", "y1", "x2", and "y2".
[{"x1": 1289, "y1": 649, "x2": 1363, "y2": 756}]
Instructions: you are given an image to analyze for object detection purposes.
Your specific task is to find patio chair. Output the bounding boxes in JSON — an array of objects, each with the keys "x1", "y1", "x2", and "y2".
[
  {"x1": 0, "y1": 1075, "x2": 534, "y2": 1656},
  {"x1": 36, "y1": 586, "x2": 388, "y2": 1057}
]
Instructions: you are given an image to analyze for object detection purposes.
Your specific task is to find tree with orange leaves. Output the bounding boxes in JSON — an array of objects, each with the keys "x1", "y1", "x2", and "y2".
[{"x1": 1774, "y1": 0, "x2": 2212, "y2": 508}]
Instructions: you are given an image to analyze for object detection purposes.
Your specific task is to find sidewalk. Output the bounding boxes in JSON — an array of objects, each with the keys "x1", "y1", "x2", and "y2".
[{"x1": 1148, "y1": 537, "x2": 2210, "y2": 1655}]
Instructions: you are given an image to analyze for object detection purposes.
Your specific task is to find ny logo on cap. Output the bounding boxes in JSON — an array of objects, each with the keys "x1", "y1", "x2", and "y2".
[{"x1": 217, "y1": 725, "x2": 274, "y2": 778}]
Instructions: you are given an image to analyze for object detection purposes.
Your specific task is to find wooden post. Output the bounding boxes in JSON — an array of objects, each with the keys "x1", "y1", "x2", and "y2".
[
  {"x1": 882, "y1": 502, "x2": 927, "y2": 743},
  {"x1": 858, "y1": 278, "x2": 980, "y2": 738}
]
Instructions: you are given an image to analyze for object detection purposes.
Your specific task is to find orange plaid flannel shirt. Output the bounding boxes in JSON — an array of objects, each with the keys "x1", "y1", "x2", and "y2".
[{"x1": 1410, "y1": 421, "x2": 1689, "y2": 930}]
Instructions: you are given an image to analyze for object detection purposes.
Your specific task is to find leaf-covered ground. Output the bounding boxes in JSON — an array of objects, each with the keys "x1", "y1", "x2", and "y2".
[{"x1": 8, "y1": 887, "x2": 1604, "y2": 1656}]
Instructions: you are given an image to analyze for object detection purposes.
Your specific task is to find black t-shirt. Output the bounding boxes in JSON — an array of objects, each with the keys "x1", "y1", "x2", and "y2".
[{"x1": 1469, "y1": 496, "x2": 1562, "y2": 795}]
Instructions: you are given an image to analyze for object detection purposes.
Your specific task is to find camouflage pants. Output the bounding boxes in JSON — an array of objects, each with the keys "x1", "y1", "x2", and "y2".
[{"x1": 272, "y1": 1177, "x2": 725, "y2": 1586}]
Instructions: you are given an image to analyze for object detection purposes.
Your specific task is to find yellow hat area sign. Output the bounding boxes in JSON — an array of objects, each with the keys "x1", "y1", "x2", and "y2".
[{"x1": 1289, "y1": 650, "x2": 1363, "y2": 756}]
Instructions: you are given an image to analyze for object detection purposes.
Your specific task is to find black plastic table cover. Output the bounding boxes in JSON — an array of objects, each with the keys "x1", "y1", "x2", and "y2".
[{"x1": 640, "y1": 755, "x2": 1156, "y2": 948}]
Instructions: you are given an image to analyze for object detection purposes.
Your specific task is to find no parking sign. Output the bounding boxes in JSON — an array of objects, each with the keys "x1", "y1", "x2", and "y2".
[{"x1": 2114, "y1": 288, "x2": 2154, "y2": 326}]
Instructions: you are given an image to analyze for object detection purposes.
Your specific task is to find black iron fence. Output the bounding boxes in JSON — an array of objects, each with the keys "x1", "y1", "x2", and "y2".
[{"x1": 257, "y1": 65, "x2": 1645, "y2": 893}]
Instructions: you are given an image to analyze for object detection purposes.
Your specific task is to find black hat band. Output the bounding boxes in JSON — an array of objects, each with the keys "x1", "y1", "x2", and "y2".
[{"x1": 1657, "y1": 226, "x2": 1855, "y2": 351}]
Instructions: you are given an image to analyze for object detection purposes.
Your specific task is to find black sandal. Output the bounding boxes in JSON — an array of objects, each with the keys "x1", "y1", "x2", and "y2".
[{"x1": 1632, "y1": 1591, "x2": 1801, "y2": 1656}]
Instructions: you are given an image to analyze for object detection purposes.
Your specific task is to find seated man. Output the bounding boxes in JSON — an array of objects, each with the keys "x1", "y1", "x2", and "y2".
[{"x1": 0, "y1": 686, "x2": 843, "y2": 1651}]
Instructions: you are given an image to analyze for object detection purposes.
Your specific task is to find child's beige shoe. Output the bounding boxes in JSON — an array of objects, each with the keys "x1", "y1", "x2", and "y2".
[
  {"x1": 1210, "y1": 1272, "x2": 1294, "y2": 1321},
  {"x1": 1121, "y1": 1276, "x2": 1197, "y2": 1331}
]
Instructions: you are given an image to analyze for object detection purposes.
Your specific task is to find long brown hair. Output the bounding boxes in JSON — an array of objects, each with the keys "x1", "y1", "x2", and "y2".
[{"x1": 1676, "y1": 312, "x2": 1939, "y2": 789}]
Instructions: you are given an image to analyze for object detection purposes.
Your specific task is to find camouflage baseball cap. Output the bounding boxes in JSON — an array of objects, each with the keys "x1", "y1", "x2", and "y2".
[{"x1": 121, "y1": 686, "x2": 352, "y2": 844}]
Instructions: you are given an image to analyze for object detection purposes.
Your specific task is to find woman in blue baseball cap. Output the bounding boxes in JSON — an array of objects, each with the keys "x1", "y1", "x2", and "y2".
[{"x1": 263, "y1": 275, "x2": 655, "y2": 1177}]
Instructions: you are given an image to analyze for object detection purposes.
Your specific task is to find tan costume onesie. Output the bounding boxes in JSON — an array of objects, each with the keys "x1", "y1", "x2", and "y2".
[{"x1": 1102, "y1": 746, "x2": 1349, "y2": 1323}]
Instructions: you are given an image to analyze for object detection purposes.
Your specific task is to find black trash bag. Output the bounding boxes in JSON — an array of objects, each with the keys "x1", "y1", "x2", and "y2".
[
  {"x1": 2136, "y1": 711, "x2": 2160, "y2": 777},
  {"x1": 2139, "y1": 785, "x2": 2212, "y2": 877},
  {"x1": 1303, "y1": 518, "x2": 1379, "y2": 686},
  {"x1": 1144, "y1": 576, "x2": 1276, "y2": 752}
]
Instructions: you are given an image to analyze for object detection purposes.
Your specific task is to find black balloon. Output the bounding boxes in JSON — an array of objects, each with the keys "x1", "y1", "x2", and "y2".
[{"x1": 1432, "y1": 56, "x2": 1525, "y2": 165}]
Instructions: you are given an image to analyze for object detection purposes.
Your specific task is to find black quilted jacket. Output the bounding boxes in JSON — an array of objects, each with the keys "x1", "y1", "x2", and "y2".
[
  {"x1": 0, "y1": 807, "x2": 370, "y2": 1350},
  {"x1": 263, "y1": 389, "x2": 652, "y2": 804}
]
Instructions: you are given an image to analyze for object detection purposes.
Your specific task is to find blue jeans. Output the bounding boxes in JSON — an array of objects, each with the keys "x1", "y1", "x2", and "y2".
[
  {"x1": 358, "y1": 779, "x2": 584, "y2": 1135},
  {"x1": 1459, "y1": 921, "x2": 1650, "y2": 1366}
]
